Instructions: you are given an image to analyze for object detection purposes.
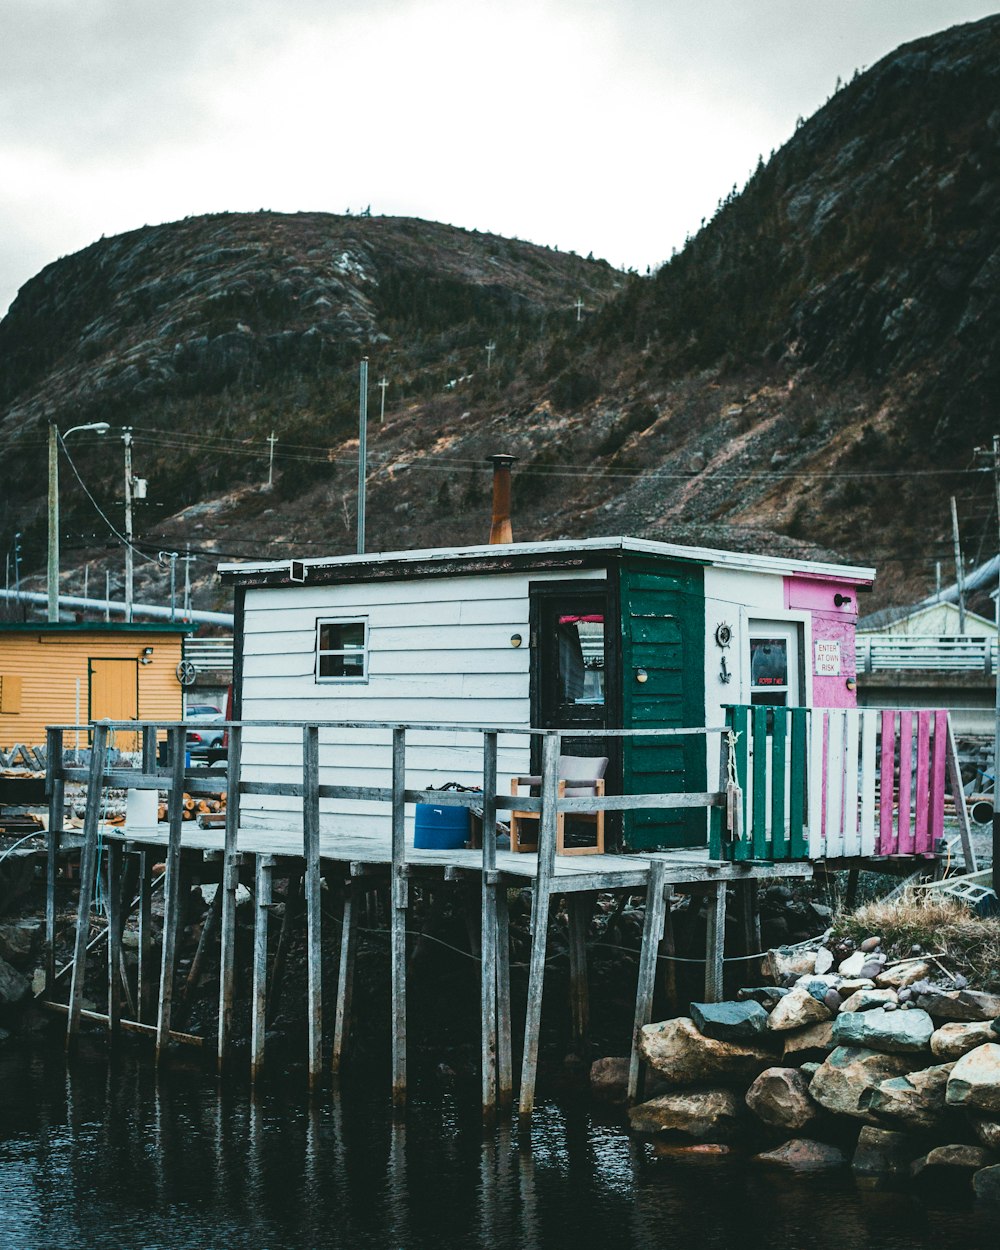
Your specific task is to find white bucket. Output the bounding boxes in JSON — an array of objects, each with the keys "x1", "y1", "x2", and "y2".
[{"x1": 125, "y1": 788, "x2": 160, "y2": 832}]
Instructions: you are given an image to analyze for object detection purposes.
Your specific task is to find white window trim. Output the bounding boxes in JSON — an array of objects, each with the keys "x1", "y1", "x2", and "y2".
[{"x1": 315, "y1": 616, "x2": 369, "y2": 683}]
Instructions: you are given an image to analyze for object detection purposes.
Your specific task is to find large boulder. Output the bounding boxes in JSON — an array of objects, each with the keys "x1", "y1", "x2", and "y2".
[
  {"x1": 932, "y1": 1021, "x2": 998, "y2": 1061},
  {"x1": 690, "y1": 999, "x2": 770, "y2": 1042},
  {"x1": 762, "y1": 949, "x2": 817, "y2": 982},
  {"x1": 782, "y1": 1019, "x2": 835, "y2": 1062},
  {"x1": 911, "y1": 1144, "x2": 996, "y2": 1181},
  {"x1": 875, "y1": 961, "x2": 932, "y2": 989},
  {"x1": 745, "y1": 1067, "x2": 816, "y2": 1130},
  {"x1": 809, "y1": 1047, "x2": 916, "y2": 1120},
  {"x1": 753, "y1": 1138, "x2": 846, "y2": 1171},
  {"x1": 946, "y1": 1044, "x2": 1000, "y2": 1115},
  {"x1": 969, "y1": 1115, "x2": 1000, "y2": 1150},
  {"x1": 0, "y1": 957, "x2": 31, "y2": 1015},
  {"x1": 839, "y1": 988, "x2": 898, "y2": 1014},
  {"x1": 628, "y1": 1088, "x2": 744, "y2": 1141},
  {"x1": 589, "y1": 1056, "x2": 630, "y2": 1105},
  {"x1": 852, "y1": 1126, "x2": 922, "y2": 1180},
  {"x1": 832, "y1": 1007, "x2": 934, "y2": 1054},
  {"x1": 974, "y1": 1164, "x2": 1000, "y2": 1203},
  {"x1": 914, "y1": 988, "x2": 1000, "y2": 1022},
  {"x1": 863, "y1": 1063, "x2": 954, "y2": 1130},
  {"x1": 767, "y1": 986, "x2": 832, "y2": 1032},
  {"x1": 638, "y1": 1018, "x2": 774, "y2": 1086}
]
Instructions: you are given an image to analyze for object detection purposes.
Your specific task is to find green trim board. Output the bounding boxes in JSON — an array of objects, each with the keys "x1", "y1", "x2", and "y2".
[{"x1": 619, "y1": 558, "x2": 707, "y2": 850}]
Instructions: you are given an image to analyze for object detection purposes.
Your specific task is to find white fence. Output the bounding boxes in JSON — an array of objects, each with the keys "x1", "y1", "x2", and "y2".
[
  {"x1": 182, "y1": 637, "x2": 234, "y2": 673},
  {"x1": 858, "y1": 634, "x2": 998, "y2": 673}
]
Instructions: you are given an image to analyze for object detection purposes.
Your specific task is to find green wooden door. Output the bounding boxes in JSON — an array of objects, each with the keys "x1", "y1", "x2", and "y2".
[{"x1": 620, "y1": 561, "x2": 706, "y2": 850}]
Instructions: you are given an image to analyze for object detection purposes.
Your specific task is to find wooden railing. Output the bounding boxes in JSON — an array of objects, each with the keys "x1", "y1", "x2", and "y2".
[
  {"x1": 857, "y1": 634, "x2": 998, "y2": 673},
  {"x1": 717, "y1": 705, "x2": 973, "y2": 866}
]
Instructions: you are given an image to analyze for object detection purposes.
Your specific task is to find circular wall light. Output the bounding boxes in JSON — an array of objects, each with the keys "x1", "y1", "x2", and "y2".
[{"x1": 510, "y1": 633, "x2": 522, "y2": 648}]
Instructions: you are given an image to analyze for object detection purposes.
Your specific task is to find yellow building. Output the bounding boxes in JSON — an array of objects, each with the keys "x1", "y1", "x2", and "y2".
[{"x1": 0, "y1": 623, "x2": 194, "y2": 748}]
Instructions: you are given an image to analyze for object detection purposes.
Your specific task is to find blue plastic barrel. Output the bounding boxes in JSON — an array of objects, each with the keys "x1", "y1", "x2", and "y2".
[{"x1": 413, "y1": 803, "x2": 470, "y2": 850}]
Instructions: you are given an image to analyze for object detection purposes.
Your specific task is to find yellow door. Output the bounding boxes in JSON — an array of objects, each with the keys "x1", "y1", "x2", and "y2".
[{"x1": 90, "y1": 658, "x2": 139, "y2": 750}]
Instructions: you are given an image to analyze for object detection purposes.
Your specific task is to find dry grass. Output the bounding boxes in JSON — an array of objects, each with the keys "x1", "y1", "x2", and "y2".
[{"x1": 834, "y1": 894, "x2": 1000, "y2": 990}]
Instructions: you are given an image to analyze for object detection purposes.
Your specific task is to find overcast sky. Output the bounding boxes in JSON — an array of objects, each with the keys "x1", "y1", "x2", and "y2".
[{"x1": 1, "y1": 0, "x2": 996, "y2": 316}]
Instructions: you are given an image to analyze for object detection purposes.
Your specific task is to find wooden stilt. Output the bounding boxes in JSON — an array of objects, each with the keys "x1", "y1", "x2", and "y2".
[
  {"x1": 137, "y1": 850, "x2": 154, "y2": 1023},
  {"x1": 659, "y1": 884, "x2": 678, "y2": 1017},
  {"x1": 107, "y1": 840, "x2": 124, "y2": 1040},
  {"x1": 704, "y1": 881, "x2": 727, "y2": 1003},
  {"x1": 266, "y1": 867, "x2": 302, "y2": 1026},
  {"x1": 496, "y1": 881, "x2": 513, "y2": 1112},
  {"x1": 518, "y1": 731, "x2": 560, "y2": 1126},
  {"x1": 156, "y1": 726, "x2": 186, "y2": 1065},
  {"x1": 44, "y1": 727, "x2": 64, "y2": 996},
  {"x1": 217, "y1": 725, "x2": 243, "y2": 1072},
  {"x1": 332, "y1": 879, "x2": 357, "y2": 1077},
  {"x1": 251, "y1": 854, "x2": 274, "y2": 1083},
  {"x1": 844, "y1": 867, "x2": 860, "y2": 911},
  {"x1": 176, "y1": 878, "x2": 224, "y2": 1025},
  {"x1": 738, "y1": 879, "x2": 761, "y2": 958},
  {"x1": 302, "y1": 724, "x2": 323, "y2": 1093},
  {"x1": 67, "y1": 722, "x2": 108, "y2": 1049},
  {"x1": 628, "y1": 860, "x2": 667, "y2": 1104},
  {"x1": 390, "y1": 726, "x2": 407, "y2": 1111},
  {"x1": 567, "y1": 893, "x2": 591, "y2": 1052},
  {"x1": 480, "y1": 731, "x2": 498, "y2": 1121}
]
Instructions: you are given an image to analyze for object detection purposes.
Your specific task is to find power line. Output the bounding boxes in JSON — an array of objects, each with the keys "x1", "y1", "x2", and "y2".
[{"x1": 57, "y1": 433, "x2": 159, "y2": 567}]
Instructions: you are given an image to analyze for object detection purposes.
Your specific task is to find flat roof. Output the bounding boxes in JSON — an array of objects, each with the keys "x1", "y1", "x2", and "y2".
[
  {"x1": 0, "y1": 621, "x2": 197, "y2": 635},
  {"x1": 219, "y1": 536, "x2": 875, "y2": 589}
]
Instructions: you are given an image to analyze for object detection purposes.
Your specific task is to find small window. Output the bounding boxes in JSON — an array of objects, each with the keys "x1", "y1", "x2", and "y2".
[{"x1": 316, "y1": 618, "x2": 368, "y2": 681}]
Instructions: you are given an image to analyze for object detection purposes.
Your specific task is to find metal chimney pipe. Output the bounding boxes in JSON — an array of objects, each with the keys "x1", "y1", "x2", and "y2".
[{"x1": 487, "y1": 454, "x2": 516, "y2": 545}]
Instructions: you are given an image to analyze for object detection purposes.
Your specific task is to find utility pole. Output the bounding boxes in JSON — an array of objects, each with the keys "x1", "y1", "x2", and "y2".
[
  {"x1": 357, "y1": 357, "x2": 369, "y2": 555},
  {"x1": 13, "y1": 533, "x2": 21, "y2": 605},
  {"x1": 123, "y1": 428, "x2": 134, "y2": 624},
  {"x1": 47, "y1": 423, "x2": 58, "y2": 622},
  {"x1": 182, "y1": 544, "x2": 194, "y2": 621},
  {"x1": 950, "y1": 495, "x2": 966, "y2": 633},
  {"x1": 266, "y1": 431, "x2": 278, "y2": 488},
  {"x1": 160, "y1": 551, "x2": 179, "y2": 622},
  {"x1": 485, "y1": 341, "x2": 496, "y2": 371},
  {"x1": 378, "y1": 376, "x2": 388, "y2": 424},
  {"x1": 105, "y1": 571, "x2": 111, "y2": 623}
]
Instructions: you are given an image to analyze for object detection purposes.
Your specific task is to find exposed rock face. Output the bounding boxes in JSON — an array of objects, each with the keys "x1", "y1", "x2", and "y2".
[
  {"x1": 753, "y1": 1139, "x2": 846, "y2": 1171},
  {"x1": 832, "y1": 1007, "x2": 934, "y2": 1054},
  {"x1": 852, "y1": 1126, "x2": 922, "y2": 1179},
  {"x1": 745, "y1": 1067, "x2": 816, "y2": 1130},
  {"x1": 931, "y1": 1021, "x2": 998, "y2": 1061},
  {"x1": 946, "y1": 1044, "x2": 1000, "y2": 1115},
  {"x1": 863, "y1": 1063, "x2": 954, "y2": 1130},
  {"x1": 638, "y1": 1018, "x2": 775, "y2": 1086},
  {"x1": 809, "y1": 1046, "x2": 915, "y2": 1120},
  {"x1": 767, "y1": 986, "x2": 832, "y2": 1032},
  {"x1": 690, "y1": 1000, "x2": 769, "y2": 1041},
  {"x1": 628, "y1": 1089, "x2": 744, "y2": 1141}
]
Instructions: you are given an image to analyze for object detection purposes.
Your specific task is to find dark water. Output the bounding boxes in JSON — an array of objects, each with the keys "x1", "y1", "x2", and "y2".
[{"x1": 1, "y1": 1044, "x2": 999, "y2": 1250}]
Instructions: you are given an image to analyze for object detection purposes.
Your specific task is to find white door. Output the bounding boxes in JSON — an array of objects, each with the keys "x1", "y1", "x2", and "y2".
[{"x1": 748, "y1": 620, "x2": 802, "y2": 707}]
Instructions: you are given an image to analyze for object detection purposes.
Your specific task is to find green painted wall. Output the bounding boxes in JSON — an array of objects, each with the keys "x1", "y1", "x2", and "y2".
[{"x1": 620, "y1": 559, "x2": 707, "y2": 850}]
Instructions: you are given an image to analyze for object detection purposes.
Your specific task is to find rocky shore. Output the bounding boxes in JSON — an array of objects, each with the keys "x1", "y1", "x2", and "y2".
[{"x1": 603, "y1": 937, "x2": 1000, "y2": 1205}]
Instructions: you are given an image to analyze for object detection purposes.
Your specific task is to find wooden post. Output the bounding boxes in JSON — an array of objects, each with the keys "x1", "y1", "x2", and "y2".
[
  {"x1": 156, "y1": 725, "x2": 187, "y2": 1064},
  {"x1": 137, "y1": 850, "x2": 154, "y2": 1023},
  {"x1": 176, "y1": 878, "x2": 224, "y2": 1023},
  {"x1": 332, "y1": 878, "x2": 357, "y2": 1077},
  {"x1": 45, "y1": 727, "x2": 64, "y2": 995},
  {"x1": 390, "y1": 726, "x2": 407, "y2": 1110},
  {"x1": 107, "y1": 840, "x2": 124, "y2": 1040},
  {"x1": 628, "y1": 860, "x2": 667, "y2": 1104},
  {"x1": 945, "y1": 714, "x2": 977, "y2": 872},
  {"x1": 267, "y1": 867, "x2": 302, "y2": 1026},
  {"x1": 518, "y1": 730, "x2": 560, "y2": 1126},
  {"x1": 217, "y1": 724, "x2": 242, "y2": 1071},
  {"x1": 67, "y1": 722, "x2": 108, "y2": 1048},
  {"x1": 496, "y1": 881, "x2": 513, "y2": 1112},
  {"x1": 567, "y1": 893, "x2": 591, "y2": 1051},
  {"x1": 251, "y1": 854, "x2": 274, "y2": 1083},
  {"x1": 704, "y1": 881, "x2": 727, "y2": 1003},
  {"x1": 738, "y1": 879, "x2": 761, "y2": 958},
  {"x1": 303, "y1": 724, "x2": 323, "y2": 1093},
  {"x1": 659, "y1": 884, "x2": 678, "y2": 1017},
  {"x1": 481, "y1": 731, "x2": 498, "y2": 1121}
]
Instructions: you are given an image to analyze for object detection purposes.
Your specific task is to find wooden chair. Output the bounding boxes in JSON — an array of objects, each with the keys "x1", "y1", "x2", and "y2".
[{"x1": 510, "y1": 755, "x2": 608, "y2": 856}]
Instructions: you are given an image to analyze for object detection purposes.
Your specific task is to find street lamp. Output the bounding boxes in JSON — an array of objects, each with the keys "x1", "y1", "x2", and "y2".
[{"x1": 48, "y1": 421, "x2": 111, "y2": 622}]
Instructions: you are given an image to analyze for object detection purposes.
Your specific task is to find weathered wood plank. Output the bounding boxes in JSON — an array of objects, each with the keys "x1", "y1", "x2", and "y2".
[
  {"x1": 842, "y1": 709, "x2": 861, "y2": 857},
  {"x1": 480, "y1": 730, "x2": 498, "y2": 1121},
  {"x1": 107, "y1": 840, "x2": 124, "y2": 1041},
  {"x1": 751, "y1": 707, "x2": 767, "y2": 859},
  {"x1": 303, "y1": 724, "x2": 323, "y2": 1092},
  {"x1": 770, "y1": 707, "x2": 787, "y2": 860},
  {"x1": 859, "y1": 711, "x2": 878, "y2": 857},
  {"x1": 897, "y1": 710, "x2": 914, "y2": 856},
  {"x1": 808, "y1": 710, "x2": 826, "y2": 858},
  {"x1": 880, "y1": 710, "x2": 896, "y2": 855},
  {"x1": 391, "y1": 725, "x2": 407, "y2": 1110},
  {"x1": 627, "y1": 860, "x2": 666, "y2": 1104},
  {"x1": 45, "y1": 727, "x2": 64, "y2": 996},
  {"x1": 789, "y1": 709, "x2": 807, "y2": 859},
  {"x1": 567, "y1": 893, "x2": 591, "y2": 1052},
  {"x1": 704, "y1": 880, "x2": 727, "y2": 1003},
  {"x1": 332, "y1": 879, "x2": 357, "y2": 1077},
  {"x1": 66, "y1": 723, "x2": 108, "y2": 1048},
  {"x1": 251, "y1": 855, "x2": 274, "y2": 1082},
  {"x1": 217, "y1": 725, "x2": 243, "y2": 1072},
  {"x1": 137, "y1": 851, "x2": 154, "y2": 1023},
  {"x1": 945, "y1": 714, "x2": 977, "y2": 872},
  {"x1": 156, "y1": 727, "x2": 187, "y2": 1064},
  {"x1": 914, "y1": 711, "x2": 932, "y2": 854},
  {"x1": 496, "y1": 883, "x2": 513, "y2": 1113}
]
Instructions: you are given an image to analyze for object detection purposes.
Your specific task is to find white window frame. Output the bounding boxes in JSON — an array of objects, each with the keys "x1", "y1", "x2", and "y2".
[{"x1": 315, "y1": 616, "x2": 369, "y2": 683}]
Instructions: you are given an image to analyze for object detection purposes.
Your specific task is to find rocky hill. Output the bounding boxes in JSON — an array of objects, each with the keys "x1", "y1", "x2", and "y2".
[{"x1": 1, "y1": 14, "x2": 998, "y2": 615}]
